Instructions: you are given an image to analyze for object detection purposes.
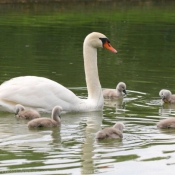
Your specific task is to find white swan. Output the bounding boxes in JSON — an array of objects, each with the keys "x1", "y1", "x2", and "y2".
[
  {"x1": 0, "y1": 32, "x2": 117, "y2": 113},
  {"x1": 28, "y1": 106, "x2": 62, "y2": 128}
]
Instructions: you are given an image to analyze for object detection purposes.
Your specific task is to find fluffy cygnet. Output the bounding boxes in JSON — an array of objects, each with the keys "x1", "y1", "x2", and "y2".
[
  {"x1": 15, "y1": 104, "x2": 41, "y2": 120},
  {"x1": 28, "y1": 106, "x2": 62, "y2": 128},
  {"x1": 159, "y1": 89, "x2": 175, "y2": 103},
  {"x1": 96, "y1": 122, "x2": 124, "y2": 139},
  {"x1": 103, "y1": 82, "x2": 127, "y2": 99},
  {"x1": 157, "y1": 117, "x2": 175, "y2": 128}
]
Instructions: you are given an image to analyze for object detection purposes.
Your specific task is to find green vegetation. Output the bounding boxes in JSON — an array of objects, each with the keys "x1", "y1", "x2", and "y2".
[{"x1": 0, "y1": 2, "x2": 175, "y2": 27}]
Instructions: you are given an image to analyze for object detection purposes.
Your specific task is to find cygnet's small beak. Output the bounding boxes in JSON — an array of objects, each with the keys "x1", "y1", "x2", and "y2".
[
  {"x1": 123, "y1": 90, "x2": 127, "y2": 95},
  {"x1": 162, "y1": 96, "x2": 165, "y2": 100},
  {"x1": 162, "y1": 96, "x2": 169, "y2": 103},
  {"x1": 15, "y1": 110, "x2": 18, "y2": 115}
]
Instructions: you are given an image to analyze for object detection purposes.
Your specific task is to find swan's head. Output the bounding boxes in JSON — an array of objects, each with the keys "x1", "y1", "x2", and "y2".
[
  {"x1": 15, "y1": 104, "x2": 25, "y2": 115},
  {"x1": 116, "y1": 82, "x2": 127, "y2": 95},
  {"x1": 159, "y1": 89, "x2": 172, "y2": 103},
  {"x1": 84, "y1": 32, "x2": 117, "y2": 53}
]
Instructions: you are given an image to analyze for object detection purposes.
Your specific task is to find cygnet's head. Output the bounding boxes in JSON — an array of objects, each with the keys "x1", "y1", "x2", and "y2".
[
  {"x1": 159, "y1": 89, "x2": 172, "y2": 102},
  {"x1": 116, "y1": 82, "x2": 127, "y2": 95},
  {"x1": 15, "y1": 104, "x2": 25, "y2": 115},
  {"x1": 159, "y1": 89, "x2": 166, "y2": 97},
  {"x1": 113, "y1": 122, "x2": 125, "y2": 132}
]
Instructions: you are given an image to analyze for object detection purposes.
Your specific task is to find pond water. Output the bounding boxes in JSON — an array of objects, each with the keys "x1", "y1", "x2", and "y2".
[{"x1": 0, "y1": 1, "x2": 175, "y2": 174}]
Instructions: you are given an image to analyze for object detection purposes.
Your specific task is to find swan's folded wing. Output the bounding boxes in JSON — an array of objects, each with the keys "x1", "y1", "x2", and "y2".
[
  {"x1": 96, "y1": 127, "x2": 123, "y2": 139},
  {"x1": 0, "y1": 76, "x2": 80, "y2": 112},
  {"x1": 105, "y1": 127, "x2": 123, "y2": 138}
]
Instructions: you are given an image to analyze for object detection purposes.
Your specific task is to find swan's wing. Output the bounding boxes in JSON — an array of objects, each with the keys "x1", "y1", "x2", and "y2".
[
  {"x1": 170, "y1": 95, "x2": 175, "y2": 103},
  {"x1": 0, "y1": 76, "x2": 80, "y2": 112}
]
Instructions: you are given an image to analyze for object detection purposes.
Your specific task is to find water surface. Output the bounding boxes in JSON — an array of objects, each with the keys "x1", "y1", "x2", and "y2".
[{"x1": 0, "y1": 1, "x2": 175, "y2": 174}]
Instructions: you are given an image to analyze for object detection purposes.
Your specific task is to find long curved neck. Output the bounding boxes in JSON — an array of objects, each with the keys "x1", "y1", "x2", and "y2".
[
  {"x1": 52, "y1": 110, "x2": 61, "y2": 124},
  {"x1": 83, "y1": 43, "x2": 103, "y2": 103}
]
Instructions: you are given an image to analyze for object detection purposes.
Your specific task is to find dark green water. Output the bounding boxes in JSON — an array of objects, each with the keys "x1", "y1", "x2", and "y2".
[{"x1": 0, "y1": 1, "x2": 175, "y2": 174}]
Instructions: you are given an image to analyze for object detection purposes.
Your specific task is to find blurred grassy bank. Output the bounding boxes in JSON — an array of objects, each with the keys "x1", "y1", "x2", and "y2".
[{"x1": 0, "y1": 0, "x2": 175, "y2": 27}]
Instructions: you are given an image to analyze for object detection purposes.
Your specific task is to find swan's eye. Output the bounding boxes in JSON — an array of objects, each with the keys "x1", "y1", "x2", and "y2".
[
  {"x1": 99, "y1": 38, "x2": 110, "y2": 45},
  {"x1": 99, "y1": 37, "x2": 117, "y2": 53}
]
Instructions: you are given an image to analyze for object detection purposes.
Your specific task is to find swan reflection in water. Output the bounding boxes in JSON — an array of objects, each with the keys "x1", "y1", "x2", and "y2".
[
  {"x1": 159, "y1": 103, "x2": 175, "y2": 117},
  {"x1": 104, "y1": 98, "x2": 125, "y2": 110}
]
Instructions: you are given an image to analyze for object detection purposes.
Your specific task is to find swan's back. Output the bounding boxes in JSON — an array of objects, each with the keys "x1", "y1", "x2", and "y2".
[
  {"x1": 0, "y1": 76, "x2": 80, "y2": 112},
  {"x1": 96, "y1": 127, "x2": 123, "y2": 139},
  {"x1": 103, "y1": 89, "x2": 120, "y2": 98},
  {"x1": 28, "y1": 118, "x2": 58, "y2": 128},
  {"x1": 28, "y1": 105, "x2": 62, "y2": 128},
  {"x1": 96, "y1": 122, "x2": 124, "y2": 139},
  {"x1": 157, "y1": 117, "x2": 175, "y2": 128},
  {"x1": 17, "y1": 109, "x2": 41, "y2": 120}
]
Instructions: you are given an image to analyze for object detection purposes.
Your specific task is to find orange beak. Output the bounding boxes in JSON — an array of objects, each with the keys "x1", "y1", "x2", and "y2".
[{"x1": 103, "y1": 41, "x2": 117, "y2": 53}]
